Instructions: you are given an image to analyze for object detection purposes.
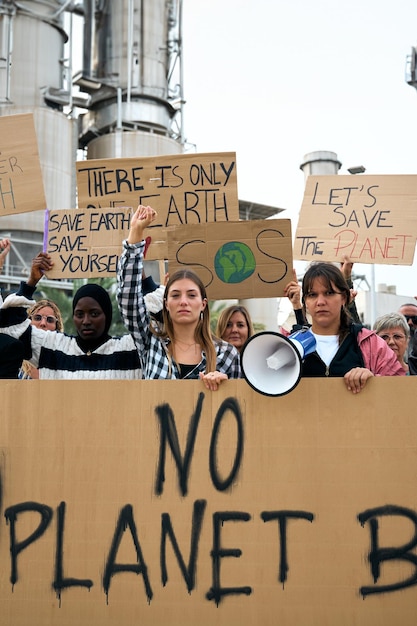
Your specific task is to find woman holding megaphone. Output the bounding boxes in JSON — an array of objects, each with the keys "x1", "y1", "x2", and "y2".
[{"x1": 297, "y1": 262, "x2": 405, "y2": 393}]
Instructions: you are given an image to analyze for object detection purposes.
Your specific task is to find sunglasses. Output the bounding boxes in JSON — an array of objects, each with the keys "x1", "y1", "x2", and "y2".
[
  {"x1": 30, "y1": 313, "x2": 58, "y2": 325},
  {"x1": 404, "y1": 315, "x2": 417, "y2": 325}
]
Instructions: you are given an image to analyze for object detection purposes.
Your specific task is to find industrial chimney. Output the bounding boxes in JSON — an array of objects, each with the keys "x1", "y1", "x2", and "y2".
[
  {"x1": 0, "y1": 0, "x2": 184, "y2": 291},
  {"x1": 299, "y1": 150, "x2": 342, "y2": 178},
  {"x1": 75, "y1": 0, "x2": 184, "y2": 160}
]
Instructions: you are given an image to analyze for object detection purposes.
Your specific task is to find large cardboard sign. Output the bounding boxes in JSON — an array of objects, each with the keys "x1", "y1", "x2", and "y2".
[
  {"x1": 167, "y1": 219, "x2": 293, "y2": 299},
  {"x1": 0, "y1": 113, "x2": 46, "y2": 216},
  {"x1": 294, "y1": 175, "x2": 417, "y2": 264},
  {"x1": 0, "y1": 378, "x2": 417, "y2": 625},
  {"x1": 75, "y1": 152, "x2": 239, "y2": 259}
]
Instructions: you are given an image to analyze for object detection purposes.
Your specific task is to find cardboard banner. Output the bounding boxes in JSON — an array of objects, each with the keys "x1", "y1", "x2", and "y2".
[
  {"x1": 0, "y1": 377, "x2": 416, "y2": 626},
  {"x1": 167, "y1": 219, "x2": 293, "y2": 299},
  {"x1": 294, "y1": 175, "x2": 417, "y2": 264},
  {"x1": 75, "y1": 152, "x2": 239, "y2": 259},
  {"x1": 0, "y1": 113, "x2": 46, "y2": 216},
  {"x1": 44, "y1": 212, "x2": 292, "y2": 286},
  {"x1": 44, "y1": 207, "x2": 167, "y2": 278}
]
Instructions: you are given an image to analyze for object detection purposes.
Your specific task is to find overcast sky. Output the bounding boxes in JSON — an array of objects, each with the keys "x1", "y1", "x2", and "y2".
[{"x1": 181, "y1": 0, "x2": 417, "y2": 297}]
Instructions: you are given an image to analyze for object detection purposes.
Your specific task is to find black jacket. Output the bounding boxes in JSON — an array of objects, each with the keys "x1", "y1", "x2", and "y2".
[
  {"x1": 408, "y1": 332, "x2": 417, "y2": 375},
  {"x1": 0, "y1": 334, "x2": 24, "y2": 379}
]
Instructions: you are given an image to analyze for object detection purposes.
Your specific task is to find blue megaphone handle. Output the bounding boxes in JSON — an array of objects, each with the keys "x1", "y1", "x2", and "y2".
[{"x1": 289, "y1": 328, "x2": 316, "y2": 358}]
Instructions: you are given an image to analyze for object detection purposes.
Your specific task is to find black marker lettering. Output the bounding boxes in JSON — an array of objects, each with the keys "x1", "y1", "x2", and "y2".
[
  {"x1": 261, "y1": 510, "x2": 314, "y2": 586},
  {"x1": 103, "y1": 504, "x2": 152, "y2": 603},
  {"x1": 206, "y1": 511, "x2": 252, "y2": 606},
  {"x1": 160, "y1": 499, "x2": 207, "y2": 592},
  {"x1": 155, "y1": 393, "x2": 205, "y2": 496},
  {"x1": 209, "y1": 398, "x2": 244, "y2": 492},
  {"x1": 4, "y1": 502, "x2": 53, "y2": 587},
  {"x1": 358, "y1": 505, "x2": 417, "y2": 596},
  {"x1": 53, "y1": 502, "x2": 93, "y2": 605}
]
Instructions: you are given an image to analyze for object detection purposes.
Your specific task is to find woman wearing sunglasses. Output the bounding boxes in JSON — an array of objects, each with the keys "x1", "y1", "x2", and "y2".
[
  {"x1": 29, "y1": 300, "x2": 63, "y2": 331},
  {"x1": 19, "y1": 299, "x2": 64, "y2": 379}
]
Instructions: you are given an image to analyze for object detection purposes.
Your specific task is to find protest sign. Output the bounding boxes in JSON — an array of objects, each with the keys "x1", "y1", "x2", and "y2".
[
  {"x1": 0, "y1": 113, "x2": 46, "y2": 216},
  {"x1": 75, "y1": 152, "x2": 239, "y2": 259},
  {"x1": 294, "y1": 175, "x2": 417, "y2": 264},
  {"x1": 167, "y1": 219, "x2": 292, "y2": 299},
  {"x1": 44, "y1": 212, "x2": 291, "y2": 286},
  {"x1": 44, "y1": 207, "x2": 168, "y2": 278},
  {"x1": 0, "y1": 377, "x2": 416, "y2": 626}
]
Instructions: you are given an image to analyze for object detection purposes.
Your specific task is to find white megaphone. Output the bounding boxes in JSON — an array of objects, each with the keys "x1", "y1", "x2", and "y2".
[{"x1": 240, "y1": 328, "x2": 316, "y2": 397}]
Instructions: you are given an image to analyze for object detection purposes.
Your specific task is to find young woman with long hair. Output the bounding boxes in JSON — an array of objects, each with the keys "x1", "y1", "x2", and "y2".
[
  {"x1": 299, "y1": 262, "x2": 405, "y2": 393},
  {"x1": 117, "y1": 205, "x2": 241, "y2": 390}
]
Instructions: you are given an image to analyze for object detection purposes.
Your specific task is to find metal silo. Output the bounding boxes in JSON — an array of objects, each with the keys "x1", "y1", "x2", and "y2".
[
  {"x1": 76, "y1": 0, "x2": 184, "y2": 159},
  {"x1": 0, "y1": 0, "x2": 184, "y2": 290},
  {"x1": 0, "y1": 0, "x2": 77, "y2": 289}
]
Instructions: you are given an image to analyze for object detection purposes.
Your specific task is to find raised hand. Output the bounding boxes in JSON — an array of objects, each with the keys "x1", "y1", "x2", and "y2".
[
  {"x1": 27, "y1": 252, "x2": 54, "y2": 287},
  {"x1": 127, "y1": 205, "x2": 158, "y2": 244},
  {"x1": 283, "y1": 268, "x2": 302, "y2": 310},
  {"x1": 0, "y1": 238, "x2": 11, "y2": 272}
]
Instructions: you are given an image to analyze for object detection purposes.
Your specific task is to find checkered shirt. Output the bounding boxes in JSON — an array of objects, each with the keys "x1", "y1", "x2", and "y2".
[{"x1": 117, "y1": 240, "x2": 241, "y2": 380}]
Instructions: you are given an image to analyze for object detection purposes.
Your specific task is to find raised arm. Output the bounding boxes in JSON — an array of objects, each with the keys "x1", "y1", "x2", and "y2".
[
  {"x1": 0, "y1": 238, "x2": 11, "y2": 273},
  {"x1": 340, "y1": 255, "x2": 361, "y2": 324},
  {"x1": 117, "y1": 206, "x2": 159, "y2": 353},
  {"x1": 27, "y1": 251, "x2": 54, "y2": 287},
  {"x1": 0, "y1": 252, "x2": 54, "y2": 362},
  {"x1": 283, "y1": 268, "x2": 308, "y2": 328}
]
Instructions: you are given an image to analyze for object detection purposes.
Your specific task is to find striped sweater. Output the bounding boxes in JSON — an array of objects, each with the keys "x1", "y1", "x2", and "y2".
[{"x1": 0, "y1": 292, "x2": 142, "y2": 380}]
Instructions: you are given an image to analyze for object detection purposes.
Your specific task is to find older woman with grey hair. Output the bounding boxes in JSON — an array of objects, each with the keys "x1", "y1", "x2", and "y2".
[{"x1": 373, "y1": 312, "x2": 410, "y2": 374}]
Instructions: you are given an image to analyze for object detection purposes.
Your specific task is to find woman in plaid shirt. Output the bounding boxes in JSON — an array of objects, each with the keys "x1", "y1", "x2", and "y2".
[{"x1": 117, "y1": 205, "x2": 241, "y2": 390}]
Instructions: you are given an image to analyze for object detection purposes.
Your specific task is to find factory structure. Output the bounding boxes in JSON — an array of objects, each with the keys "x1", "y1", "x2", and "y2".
[
  {"x1": 0, "y1": 1, "x2": 414, "y2": 329},
  {"x1": 0, "y1": 2, "x2": 278, "y2": 276},
  {"x1": 0, "y1": 0, "x2": 186, "y2": 291}
]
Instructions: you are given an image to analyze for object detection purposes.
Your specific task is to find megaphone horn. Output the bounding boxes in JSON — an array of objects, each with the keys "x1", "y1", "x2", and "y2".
[{"x1": 240, "y1": 329, "x2": 316, "y2": 397}]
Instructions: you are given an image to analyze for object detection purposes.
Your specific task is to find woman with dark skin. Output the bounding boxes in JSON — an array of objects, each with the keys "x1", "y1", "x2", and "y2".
[{"x1": 0, "y1": 252, "x2": 149, "y2": 379}]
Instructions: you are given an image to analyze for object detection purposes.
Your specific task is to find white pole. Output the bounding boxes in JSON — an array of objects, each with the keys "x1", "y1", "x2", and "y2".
[{"x1": 370, "y1": 264, "x2": 377, "y2": 327}]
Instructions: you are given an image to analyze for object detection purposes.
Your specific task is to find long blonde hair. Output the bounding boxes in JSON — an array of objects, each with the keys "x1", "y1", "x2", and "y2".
[
  {"x1": 152, "y1": 269, "x2": 217, "y2": 373},
  {"x1": 216, "y1": 305, "x2": 254, "y2": 346}
]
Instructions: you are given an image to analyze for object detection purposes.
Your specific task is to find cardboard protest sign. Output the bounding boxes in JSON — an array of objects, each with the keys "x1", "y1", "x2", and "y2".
[
  {"x1": 44, "y1": 207, "x2": 167, "y2": 278},
  {"x1": 0, "y1": 377, "x2": 417, "y2": 626},
  {"x1": 75, "y1": 152, "x2": 239, "y2": 259},
  {"x1": 167, "y1": 219, "x2": 292, "y2": 299},
  {"x1": 0, "y1": 113, "x2": 46, "y2": 216},
  {"x1": 294, "y1": 175, "x2": 417, "y2": 264}
]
